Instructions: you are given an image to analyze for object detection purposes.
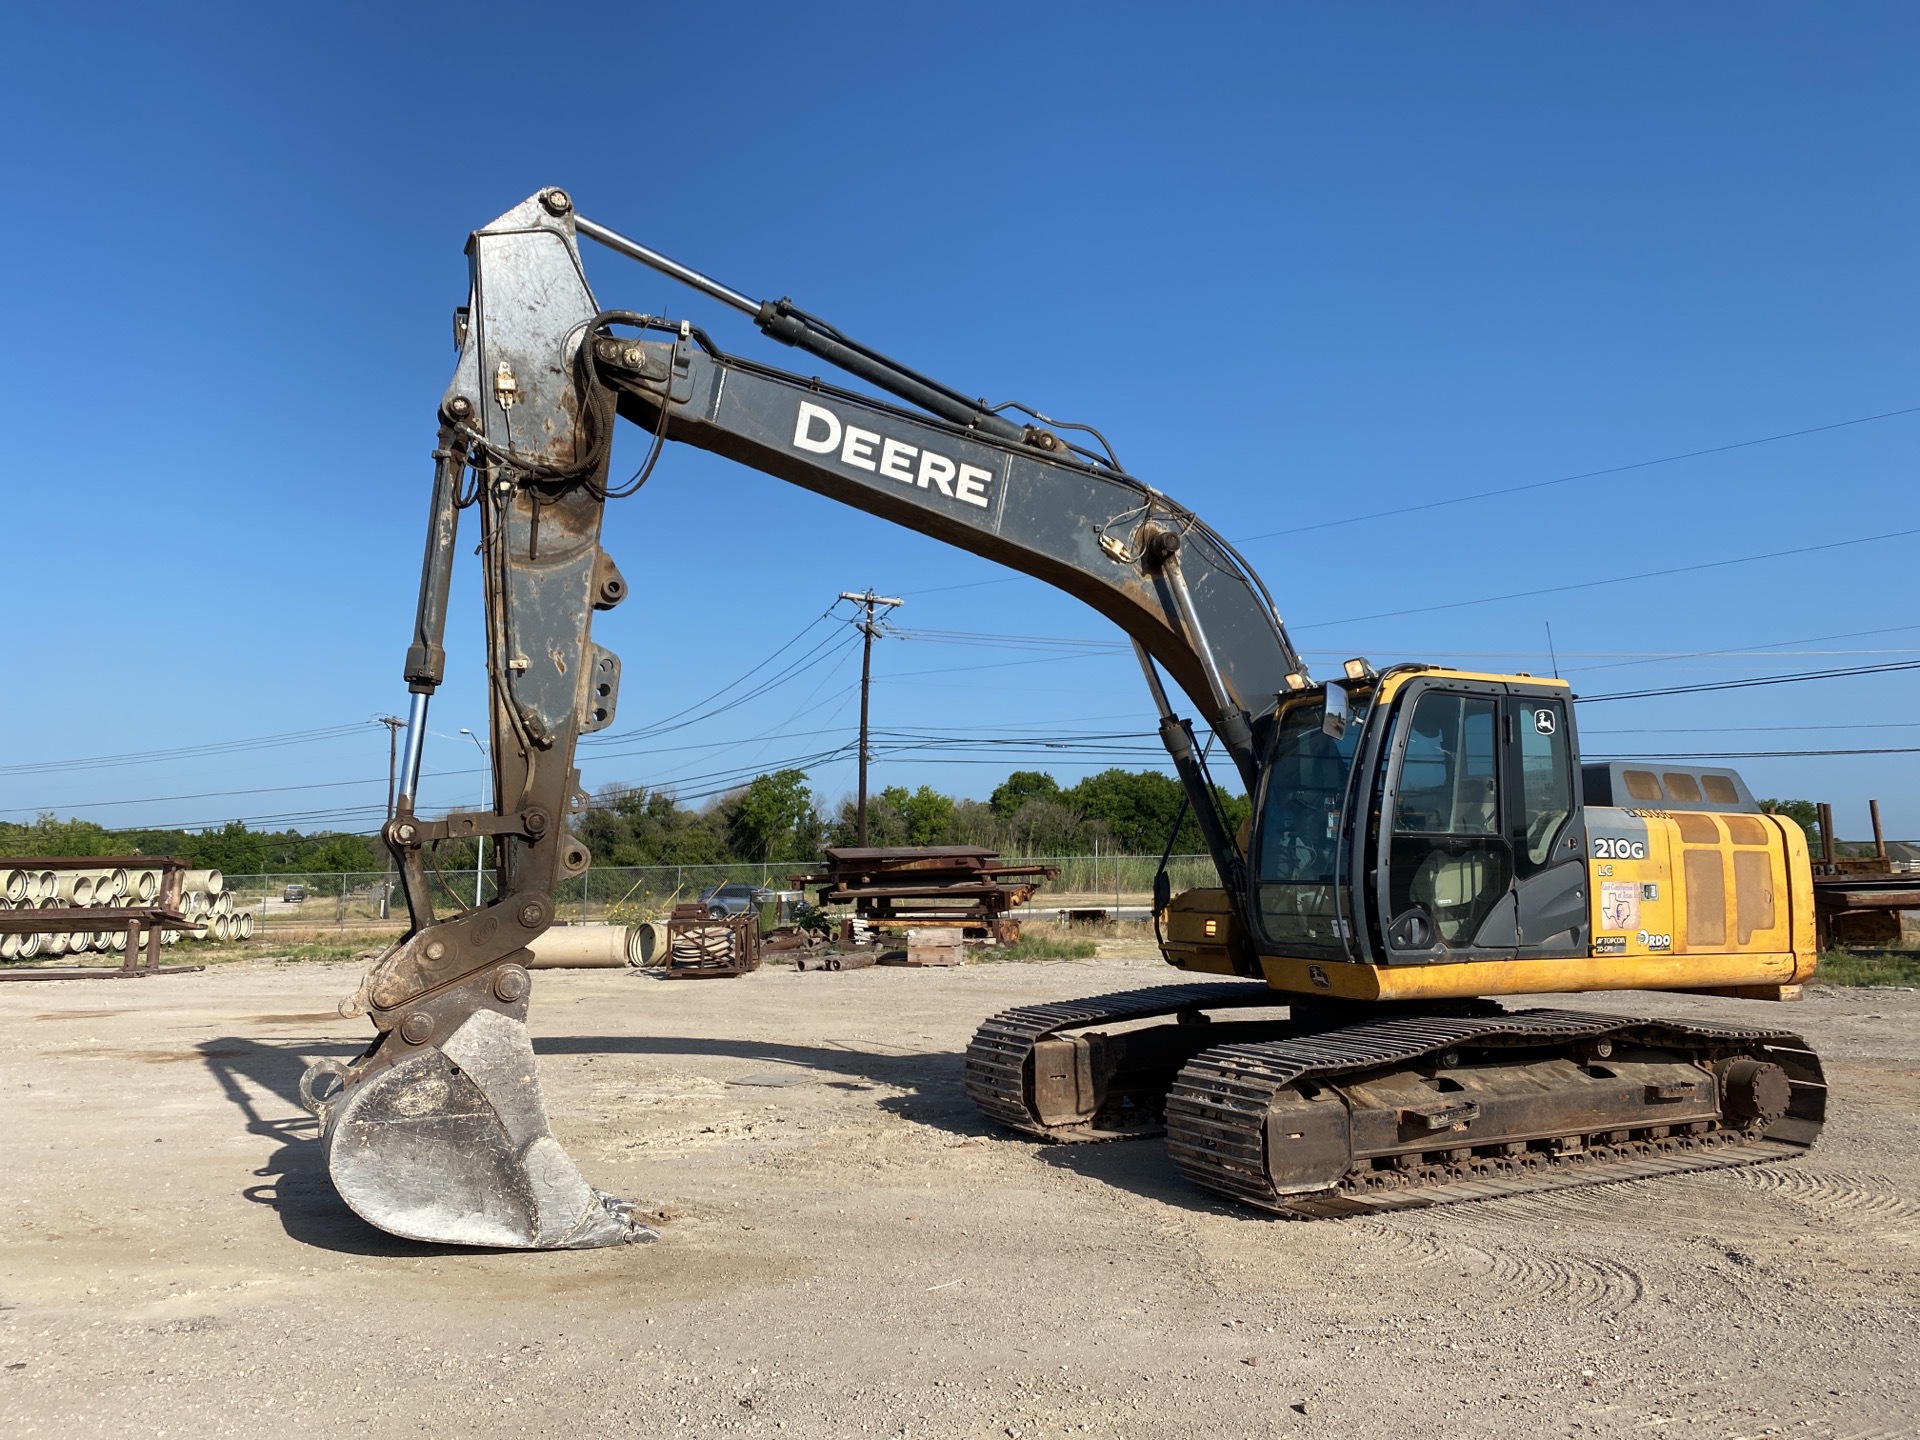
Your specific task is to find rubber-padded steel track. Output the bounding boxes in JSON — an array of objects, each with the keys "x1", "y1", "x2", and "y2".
[
  {"x1": 1165, "y1": 1008, "x2": 1825, "y2": 1217},
  {"x1": 964, "y1": 982, "x2": 1277, "y2": 1138}
]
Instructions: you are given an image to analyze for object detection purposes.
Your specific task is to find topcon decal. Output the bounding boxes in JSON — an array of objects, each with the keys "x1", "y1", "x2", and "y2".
[{"x1": 791, "y1": 401, "x2": 992, "y2": 509}]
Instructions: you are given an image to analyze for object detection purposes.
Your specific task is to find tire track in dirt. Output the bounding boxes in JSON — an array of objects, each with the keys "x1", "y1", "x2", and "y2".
[
  {"x1": 1342, "y1": 1216, "x2": 1648, "y2": 1311},
  {"x1": 1727, "y1": 1165, "x2": 1919, "y2": 1225}
]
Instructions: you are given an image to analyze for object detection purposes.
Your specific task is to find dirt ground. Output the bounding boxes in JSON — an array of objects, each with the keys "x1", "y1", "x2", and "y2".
[{"x1": 2, "y1": 950, "x2": 1916, "y2": 1440}]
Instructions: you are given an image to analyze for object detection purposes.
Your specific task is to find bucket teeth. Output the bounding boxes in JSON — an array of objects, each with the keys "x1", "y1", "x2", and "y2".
[{"x1": 305, "y1": 1009, "x2": 653, "y2": 1249}]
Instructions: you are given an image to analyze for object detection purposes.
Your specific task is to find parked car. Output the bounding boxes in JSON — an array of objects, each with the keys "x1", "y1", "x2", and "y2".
[
  {"x1": 282, "y1": 883, "x2": 307, "y2": 904},
  {"x1": 699, "y1": 881, "x2": 774, "y2": 919}
]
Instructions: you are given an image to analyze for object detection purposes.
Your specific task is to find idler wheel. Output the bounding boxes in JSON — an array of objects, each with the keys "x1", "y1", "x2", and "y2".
[{"x1": 1722, "y1": 1057, "x2": 1792, "y2": 1127}]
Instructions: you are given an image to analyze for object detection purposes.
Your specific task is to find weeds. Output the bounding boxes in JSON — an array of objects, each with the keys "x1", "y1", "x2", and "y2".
[
  {"x1": 1813, "y1": 949, "x2": 1920, "y2": 988},
  {"x1": 216, "y1": 934, "x2": 403, "y2": 965},
  {"x1": 988, "y1": 927, "x2": 1100, "y2": 962}
]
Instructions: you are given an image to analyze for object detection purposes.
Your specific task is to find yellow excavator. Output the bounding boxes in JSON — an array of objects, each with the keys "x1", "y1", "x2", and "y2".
[{"x1": 299, "y1": 189, "x2": 1822, "y2": 1247}]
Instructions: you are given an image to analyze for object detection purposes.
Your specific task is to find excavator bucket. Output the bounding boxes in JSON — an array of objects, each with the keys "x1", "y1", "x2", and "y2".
[{"x1": 301, "y1": 1009, "x2": 651, "y2": 1249}]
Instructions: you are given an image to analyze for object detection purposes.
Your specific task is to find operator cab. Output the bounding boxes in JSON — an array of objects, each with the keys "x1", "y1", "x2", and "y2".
[{"x1": 1250, "y1": 665, "x2": 1588, "y2": 967}]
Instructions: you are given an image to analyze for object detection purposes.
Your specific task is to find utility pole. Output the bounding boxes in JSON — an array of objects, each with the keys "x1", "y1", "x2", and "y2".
[
  {"x1": 376, "y1": 715, "x2": 406, "y2": 820},
  {"x1": 375, "y1": 715, "x2": 405, "y2": 920},
  {"x1": 839, "y1": 589, "x2": 903, "y2": 846},
  {"x1": 459, "y1": 728, "x2": 490, "y2": 909}
]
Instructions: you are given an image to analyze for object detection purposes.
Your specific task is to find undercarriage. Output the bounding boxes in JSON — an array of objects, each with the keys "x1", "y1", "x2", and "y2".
[{"x1": 964, "y1": 983, "x2": 1825, "y2": 1215}]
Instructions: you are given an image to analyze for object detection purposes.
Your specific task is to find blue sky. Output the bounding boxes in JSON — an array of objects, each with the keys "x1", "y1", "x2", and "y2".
[{"x1": 3, "y1": 3, "x2": 1915, "y2": 845}]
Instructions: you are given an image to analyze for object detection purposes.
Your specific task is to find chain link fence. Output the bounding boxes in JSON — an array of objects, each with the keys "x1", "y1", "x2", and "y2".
[{"x1": 232, "y1": 854, "x2": 1221, "y2": 934}]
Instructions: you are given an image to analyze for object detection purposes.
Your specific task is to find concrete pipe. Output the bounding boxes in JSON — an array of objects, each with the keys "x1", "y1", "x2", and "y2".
[
  {"x1": 215, "y1": 891, "x2": 234, "y2": 917},
  {"x1": 36, "y1": 872, "x2": 56, "y2": 901},
  {"x1": 0, "y1": 932, "x2": 18, "y2": 960},
  {"x1": 635, "y1": 920, "x2": 670, "y2": 966},
  {"x1": 18, "y1": 933, "x2": 43, "y2": 960},
  {"x1": 45, "y1": 931, "x2": 70, "y2": 958},
  {"x1": 211, "y1": 914, "x2": 232, "y2": 942},
  {"x1": 3, "y1": 870, "x2": 26, "y2": 903},
  {"x1": 237, "y1": 912, "x2": 254, "y2": 939},
  {"x1": 523, "y1": 924, "x2": 641, "y2": 969},
  {"x1": 188, "y1": 916, "x2": 209, "y2": 941},
  {"x1": 184, "y1": 869, "x2": 224, "y2": 897},
  {"x1": 126, "y1": 869, "x2": 159, "y2": 902},
  {"x1": 63, "y1": 869, "x2": 123, "y2": 903}
]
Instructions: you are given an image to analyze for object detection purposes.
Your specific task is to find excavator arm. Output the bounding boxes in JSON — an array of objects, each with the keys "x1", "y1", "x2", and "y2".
[{"x1": 301, "y1": 188, "x2": 1305, "y2": 1248}]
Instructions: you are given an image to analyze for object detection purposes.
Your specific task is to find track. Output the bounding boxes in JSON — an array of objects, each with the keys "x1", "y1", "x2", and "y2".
[
  {"x1": 1164, "y1": 1009, "x2": 1826, "y2": 1216},
  {"x1": 965, "y1": 989, "x2": 1827, "y2": 1216},
  {"x1": 962, "y1": 982, "x2": 1281, "y2": 1139}
]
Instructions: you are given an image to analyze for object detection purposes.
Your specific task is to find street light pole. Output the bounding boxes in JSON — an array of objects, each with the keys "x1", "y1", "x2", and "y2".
[
  {"x1": 838, "y1": 589, "x2": 903, "y2": 846},
  {"x1": 458, "y1": 727, "x2": 489, "y2": 909}
]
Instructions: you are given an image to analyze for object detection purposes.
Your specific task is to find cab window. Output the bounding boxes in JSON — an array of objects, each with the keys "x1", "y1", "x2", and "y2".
[
  {"x1": 1512, "y1": 698, "x2": 1572, "y2": 870},
  {"x1": 1394, "y1": 693, "x2": 1498, "y2": 836},
  {"x1": 1387, "y1": 691, "x2": 1509, "y2": 948},
  {"x1": 1252, "y1": 693, "x2": 1368, "y2": 947}
]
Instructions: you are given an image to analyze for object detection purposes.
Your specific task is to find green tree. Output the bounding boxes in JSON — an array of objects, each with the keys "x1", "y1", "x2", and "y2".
[
  {"x1": 829, "y1": 790, "x2": 902, "y2": 848},
  {"x1": 1004, "y1": 797, "x2": 1094, "y2": 855},
  {"x1": 1066, "y1": 769, "x2": 1188, "y2": 855},
  {"x1": 186, "y1": 820, "x2": 272, "y2": 875},
  {"x1": 990, "y1": 771, "x2": 1061, "y2": 816},
  {"x1": 723, "y1": 770, "x2": 822, "y2": 863},
  {"x1": 0, "y1": 814, "x2": 116, "y2": 858},
  {"x1": 891, "y1": 784, "x2": 956, "y2": 845},
  {"x1": 580, "y1": 786, "x2": 731, "y2": 867},
  {"x1": 304, "y1": 833, "x2": 384, "y2": 872}
]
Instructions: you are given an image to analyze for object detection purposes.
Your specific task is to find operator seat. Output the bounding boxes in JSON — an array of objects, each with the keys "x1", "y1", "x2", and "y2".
[{"x1": 1409, "y1": 777, "x2": 1497, "y2": 941}]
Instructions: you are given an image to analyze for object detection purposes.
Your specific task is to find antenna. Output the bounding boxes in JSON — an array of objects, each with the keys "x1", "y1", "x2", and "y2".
[{"x1": 1544, "y1": 621, "x2": 1561, "y2": 680}]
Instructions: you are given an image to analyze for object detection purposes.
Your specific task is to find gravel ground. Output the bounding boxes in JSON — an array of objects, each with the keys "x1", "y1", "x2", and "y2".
[{"x1": 1, "y1": 952, "x2": 1915, "y2": 1439}]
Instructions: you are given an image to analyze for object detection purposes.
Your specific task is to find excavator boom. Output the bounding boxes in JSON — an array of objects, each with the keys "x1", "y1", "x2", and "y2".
[{"x1": 303, "y1": 188, "x2": 1304, "y2": 1246}]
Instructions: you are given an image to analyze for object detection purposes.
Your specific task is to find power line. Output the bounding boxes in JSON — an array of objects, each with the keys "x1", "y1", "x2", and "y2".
[
  {"x1": 1239, "y1": 402, "x2": 1920, "y2": 542},
  {"x1": 1588, "y1": 747, "x2": 1920, "y2": 759},
  {"x1": 890, "y1": 627, "x2": 1126, "y2": 652},
  {"x1": 0, "y1": 721, "x2": 374, "y2": 778},
  {"x1": 1558, "y1": 622, "x2": 1920, "y2": 677},
  {"x1": 1577, "y1": 659, "x2": 1920, "y2": 704},
  {"x1": 1585, "y1": 722, "x2": 1920, "y2": 735},
  {"x1": 1302, "y1": 526, "x2": 1920, "y2": 630},
  {"x1": 583, "y1": 608, "x2": 842, "y2": 744}
]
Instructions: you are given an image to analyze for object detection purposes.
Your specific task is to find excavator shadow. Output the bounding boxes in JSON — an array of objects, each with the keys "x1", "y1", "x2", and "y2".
[
  {"x1": 1028, "y1": 1135, "x2": 1246, "y2": 1213},
  {"x1": 542, "y1": 1034, "x2": 1232, "y2": 1210},
  {"x1": 538, "y1": 1034, "x2": 994, "y2": 1136},
  {"x1": 198, "y1": 1031, "x2": 1229, "y2": 1247},
  {"x1": 196, "y1": 1036, "x2": 477, "y2": 1256}
]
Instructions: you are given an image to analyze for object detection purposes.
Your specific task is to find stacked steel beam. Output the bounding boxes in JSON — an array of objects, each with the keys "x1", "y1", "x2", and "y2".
[{"x1": 790, "y1": 845, "x2": 1059, "y2": 943}]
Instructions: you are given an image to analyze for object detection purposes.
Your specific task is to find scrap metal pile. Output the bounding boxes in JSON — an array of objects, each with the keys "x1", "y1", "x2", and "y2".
[
  {"x1": 661, "y1": 903, "x2": 762, "y2": 978},
  {"x1": 790, "y1": 846, "x2": 1059, "y2": 944}
]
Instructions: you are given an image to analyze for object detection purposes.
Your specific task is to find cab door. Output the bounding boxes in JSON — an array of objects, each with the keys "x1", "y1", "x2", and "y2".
[
  {"x1": 1504, "y1": 692, "x2": 1587, "y2": 955},
  {"x1": 1378, "y1": 681, "x2": 1516, "y2": 961}
]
